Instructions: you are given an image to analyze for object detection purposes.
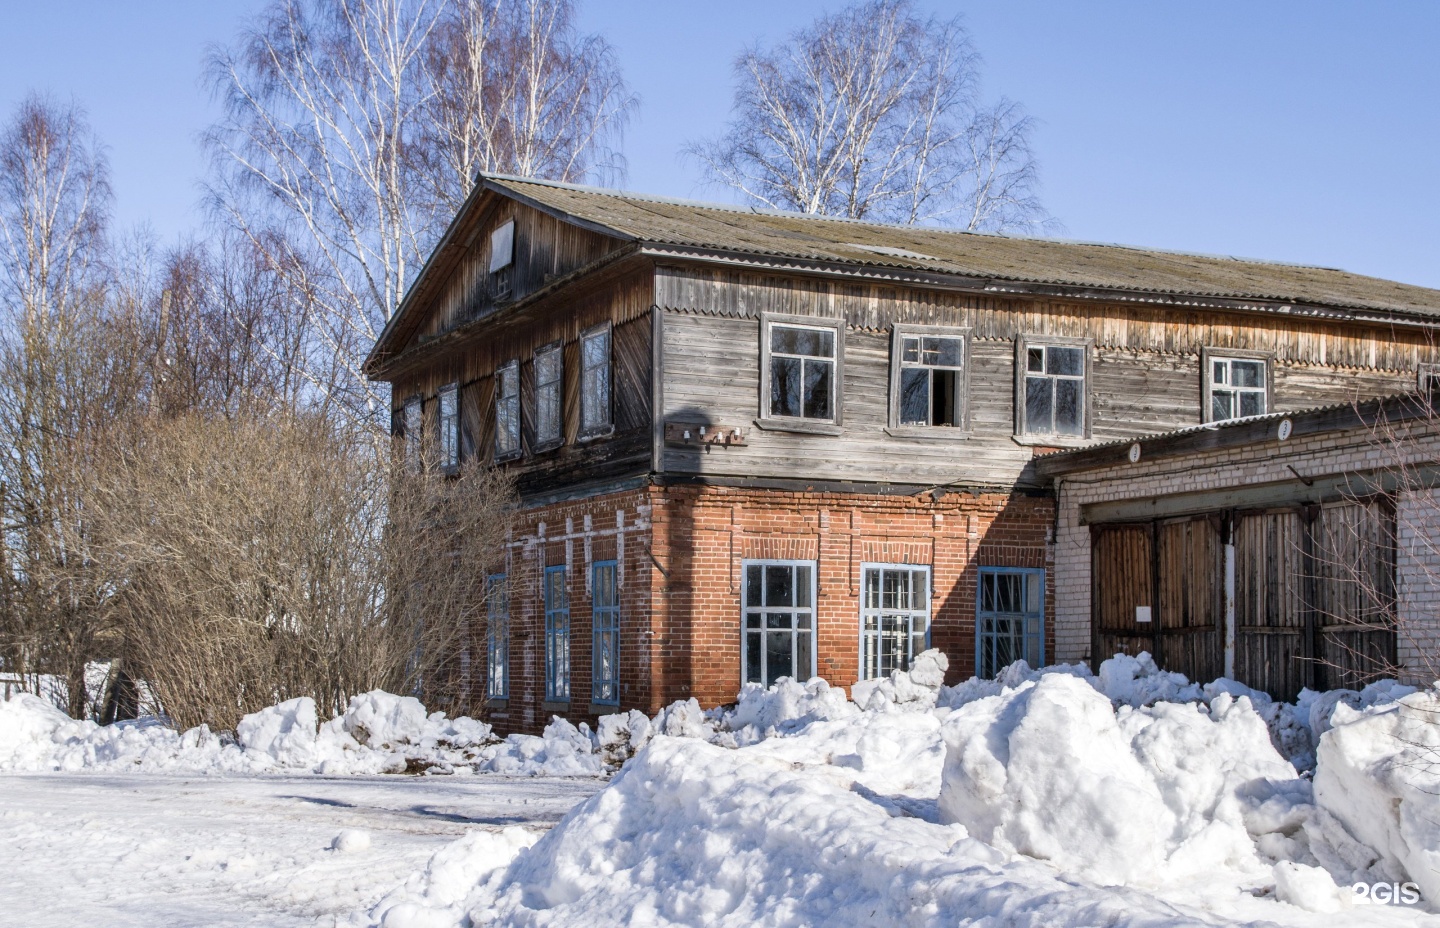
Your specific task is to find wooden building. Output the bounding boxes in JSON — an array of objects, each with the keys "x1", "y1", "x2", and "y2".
[{"x1": 366, "y1": 174, "x2": 1440, "y2": 732}]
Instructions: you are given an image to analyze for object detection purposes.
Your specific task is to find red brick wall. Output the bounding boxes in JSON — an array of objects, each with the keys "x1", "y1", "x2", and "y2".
[
  {"x1": 481, "y1": 483, "x2": 1053, "y2": 735},
  {"x1": 646, "y1": 484, "x2": 1055, "y2": 710}
]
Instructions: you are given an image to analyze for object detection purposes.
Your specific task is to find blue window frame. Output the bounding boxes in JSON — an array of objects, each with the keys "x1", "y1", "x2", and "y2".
[
  {"x1": 485, "y1": 574, "x2": 508, "y2": 699},
  {"x1": 976, "y1": 567, "x2": 1045, "y2": 678},
  {"x1": 591, "y1": 561, "x2": 620, "y2": 705},
  {"x1": 544, "y1": 565, "x2": 570, "y2": 701}
]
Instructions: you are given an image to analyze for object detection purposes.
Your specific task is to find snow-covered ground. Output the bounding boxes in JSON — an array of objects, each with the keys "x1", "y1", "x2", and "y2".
[
  {"x1": 3, "y1": 651, "x2": 1438, "y2": 927},
  {"x1": 0, "y1": 773, "x2": 599, "y2": 927}
]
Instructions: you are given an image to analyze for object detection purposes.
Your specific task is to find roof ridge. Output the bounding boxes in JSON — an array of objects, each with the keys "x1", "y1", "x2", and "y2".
[{"x1": 478, "y1": 172, "x2": 1350, "y2": 273}]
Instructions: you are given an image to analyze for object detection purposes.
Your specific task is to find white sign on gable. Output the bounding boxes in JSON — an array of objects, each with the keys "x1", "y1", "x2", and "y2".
[{"x1": 489, "y1": 220, "x2": 515, "y2": 273}]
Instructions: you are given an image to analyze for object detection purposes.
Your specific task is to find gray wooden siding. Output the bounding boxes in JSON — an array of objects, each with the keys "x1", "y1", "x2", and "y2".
[
  {"x1": 659, "y1": 308, "x2": 1421, "y2": 490},
  {"x1": 661, "y1": 311, "x2": 1037, "y2": 487}
]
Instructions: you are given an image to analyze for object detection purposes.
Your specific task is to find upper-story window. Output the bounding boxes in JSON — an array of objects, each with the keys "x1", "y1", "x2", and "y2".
[
  {"x1": 759, "y1": 314, "x2": 844, "y2": 430},
  {"x1": 402, "y1": 395, "x2": 422, "y2": 472},
  {"x1": 489, "y1": 220, "x2": 515, "y2": 301},
  {"x1": 534, "y1": 343, "x2": 563, "y2": 449},
  {"x1": 494, "y1": 361, "x2": 520, "y2": 461},
  {"x1": 580, "y1": 323, "x2": 613, "y2": 438},
  {"x1": 1018, "y1": 336, "x2": 1089, "y2": 439},
  {"x1": 1421, "y1": 363, "x2": 1440, "y2": 400},
  {"x1": 438, "y1": 383, "x2": 459, "y2": 471},
  {"x1": 1207, "y1": 354, "x2": 1268, "y2": 422},
  {"x1": 891, "y1": 325, "x2": 969, "y2": 432}
]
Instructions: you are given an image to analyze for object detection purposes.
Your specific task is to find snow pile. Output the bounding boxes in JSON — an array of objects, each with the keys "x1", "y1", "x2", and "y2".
[
  {"x1": 0, "y1": 687, "x2": 609, "y2": 777},
  {"x1": 474, "y1": 717, "x2": 605, "y2": 777},
  {"x1": 1307, "y1": 686, "x2": 1440, "y2": 903},
  {"x1": 370, "y1": 827, "x2": 543, "y2": 928},
  {"x1": 718, "y1": 676, "x2": 857, "y2": 746},
  {"x1": 937, "y1": 673, "x2": 1300, "y2": 886},
  {"x1": 849, "y1": 648, "x2": 948, "y2": 710},
  {"x1": 381, "y1": 736, "x2": 1220, "y2": 928},
  {"x1": 366, "y1": 654, "x2": 1440, "y2": 925}
]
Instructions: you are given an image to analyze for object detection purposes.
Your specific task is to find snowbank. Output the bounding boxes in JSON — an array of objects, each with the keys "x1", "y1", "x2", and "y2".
[
  {"x1": 1308, "y1": 687, "x2": 1440, "y2": 903},
  {"x1": 0, "y1": 687, "x2": 606, "y2": 777},
  {"x1": 937, "y1": 673, "x2": 1300, "y2": 886},
  {"x1": 366, "y1": 652, "x2": 1438, "y2": 926}
]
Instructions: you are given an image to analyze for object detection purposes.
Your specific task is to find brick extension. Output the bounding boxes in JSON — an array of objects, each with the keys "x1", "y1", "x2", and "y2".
[{"x1": 477, "y1": 483, "x2": 1053, "y2": 735}]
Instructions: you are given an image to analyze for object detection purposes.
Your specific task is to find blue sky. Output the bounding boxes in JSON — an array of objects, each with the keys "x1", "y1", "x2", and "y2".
[{"x1": 3, "y1": 1, "x2": 1437, "y2": 287}]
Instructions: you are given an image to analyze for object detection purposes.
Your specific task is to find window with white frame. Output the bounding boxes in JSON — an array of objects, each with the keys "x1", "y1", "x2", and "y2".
[
  {"x1": 762, "y1": 317, "x2": 841, "y2": 423},
  {"x1": 402, "y1": 395, "x2": 422, "y2": 471},
  {"x1": 742, "y1": 561, "x2": 816, "y2": 687},
  {"x1": 893, "y1": 327, "x2": 968, "y2": 429},
  {"x1": 591, "y1": 561, "x2": 620, "y2": 705},
  {"x1": 494, "y1": 361, "x2": 520, "y2": 460},
  {"x1": 1208, "y1": 356, "x2": 1267, "y2": 422},
  {"x1": 544, "y1": 565, "x2": 570, "y2": 701},
  {"x1": 580, "y1": 324, "x2": 612, "y2": 436},
  {"x1": 535, "y1": 344, "x2": 562, "y2": 448},
  {"x1": 1021, "y1": 340, "x2": 1087, "y2": 437},
  {"x1": 976, "y1": 567, "x2": 1044, "y2": 678},
  {"x1": 485, "y1": 574, "x2": 508, "y2": 700},
  {"x1": 438, "y1": 383, "x2": 459, "y2": 470},
  {"x1": 860, "y1": 565, "x2": 930, "y2": 679}
]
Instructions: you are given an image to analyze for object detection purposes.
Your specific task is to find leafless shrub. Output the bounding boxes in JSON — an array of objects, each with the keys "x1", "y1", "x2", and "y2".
[
  {"x1": 688, "y1": 0, "x2": 1052, "y2": 231},
  {"x1": 79, "y1": 412, "x2": 515, "y2": 731}
]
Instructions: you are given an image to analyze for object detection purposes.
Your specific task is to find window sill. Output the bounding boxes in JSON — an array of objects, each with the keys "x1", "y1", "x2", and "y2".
[
  {"x1": 532, "y1": 438, "x2": 564, "y2": 455},
  {"x1": 494, "y1": 449, "x2": 522, "y2": 464},
  {"x1": 753, "y1": 417, "x2": 843, "y2": 436},
  {"x1": 541, "y1": 700, "x2": 570, "y2": 714},
  {"x1": 589, "y1": 702, "x2": 620, "y2": 714},
  {"x1": 884, "y1": 426, "x2": 972, "y2": 441},
  {"x1": 577, "y1": 425, "x2": 615, "y2": 444},
  {"x1": 484, "y1": 697, "x2": 509, "y2": 710},
  {"x1": 1012, "y1": 434, "x2": 1091, "y2": 449}
]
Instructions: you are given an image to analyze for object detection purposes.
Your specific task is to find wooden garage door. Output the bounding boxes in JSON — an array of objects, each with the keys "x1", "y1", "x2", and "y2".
[
  {"x1": 1309, "y1": 499, "x2": 1397, "y2": 689},
  {"x1": 1233, "y1": 500, "x2": 1396, "y2": 699},
  {"x1": 1091, "y1": 524, "x2": 1154, "y2": 661},
  {"x1": 1156, "y1": 516, "x2": 1224, "y2": 684},
  {"x1": 1091, "y1": 517, "x2": 1222, "y2": 683},
  {"x1": 1233, "y1": 509, "x2": 1308, "y2": 701}
]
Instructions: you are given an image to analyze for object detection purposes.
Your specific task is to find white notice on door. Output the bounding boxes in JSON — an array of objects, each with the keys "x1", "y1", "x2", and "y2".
[{"x1": 1135, "y1": 606, "x2": 1152, "y2": 623}]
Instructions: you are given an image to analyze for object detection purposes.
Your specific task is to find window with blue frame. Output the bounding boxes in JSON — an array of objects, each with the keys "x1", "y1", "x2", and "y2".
[
  {"x1": 976, "y1": 567, "x2": 1045, "y2": 678},
  {"x1": 860, "y1": 564, "x2": 930, "y2": 679},
  {"x1": 591, "y1": 561, "x2": 620, "y2": 705},
  {"x1": 485, "y1": 574, "x2": 508, "y2": 699},
  {"x1": 544, "y1": 565, "x2": 570, "y2": 701}
]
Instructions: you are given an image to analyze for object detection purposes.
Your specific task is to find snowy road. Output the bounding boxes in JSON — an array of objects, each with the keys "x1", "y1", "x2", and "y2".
[{"x1": 0, "y1": 773, "x2": 600, "y2": 927}]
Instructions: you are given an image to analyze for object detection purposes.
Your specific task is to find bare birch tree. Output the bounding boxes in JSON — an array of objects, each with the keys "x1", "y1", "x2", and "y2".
[
  {"x1": 0, "y1": 96, "x2": 138, "y2": 716},
  {"x1": 688, "y1": 0, "x2": 1051, "y2": 231},
  {"x1": 205, "y1": 0, "x2": 633, "y2": 431}
]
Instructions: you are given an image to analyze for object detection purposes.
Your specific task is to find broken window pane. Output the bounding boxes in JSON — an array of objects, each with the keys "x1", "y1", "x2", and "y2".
[
  {"x1": 1025, "y1": 376, "x2": 1052, "y2": 432},
  {"x1": 900, "y1": 368, "x2": 930, "y2": 425}
]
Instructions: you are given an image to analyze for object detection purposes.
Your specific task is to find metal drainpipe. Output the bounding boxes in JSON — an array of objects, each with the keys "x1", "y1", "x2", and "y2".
[{"x1": 1223, "y1": 518, "x2": 1237, "y2": 680}]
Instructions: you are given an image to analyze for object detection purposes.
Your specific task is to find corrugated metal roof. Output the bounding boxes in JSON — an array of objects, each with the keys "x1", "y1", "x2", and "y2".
[{"x1": 486, "y1": 174, "x2": 1440, "y2": 319}]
